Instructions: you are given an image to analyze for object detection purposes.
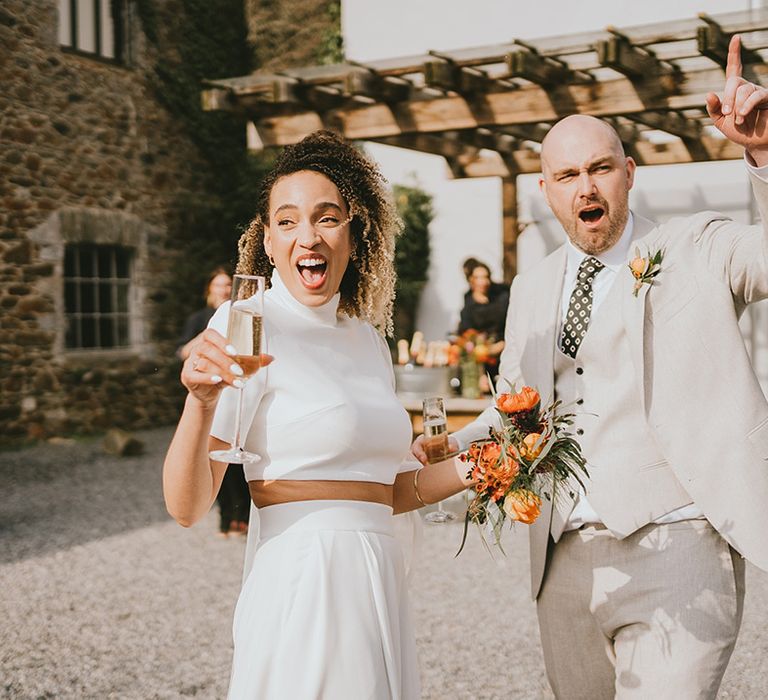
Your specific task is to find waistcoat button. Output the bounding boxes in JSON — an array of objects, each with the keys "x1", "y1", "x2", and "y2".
[
  {"x1": 576, "y1": 398, "x2": 584, "y2": 405},
  {"x1": 576, "y1": 367, "x2": 584, "y2": 375},
  {"x1": 576, "y1": 428, "x2": 584, "y2": 435}
]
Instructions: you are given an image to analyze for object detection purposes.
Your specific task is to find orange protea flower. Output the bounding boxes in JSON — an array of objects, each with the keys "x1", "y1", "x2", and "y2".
[
  {"x1": 503, "y1": 489, "x2": 542, "y2": 524},
  {"x1": 497, "y1": 387, "x2": 540, "y2": 415},
  {"x1": 520, "y1": 432, "x2": 544, "y2": 461},
  {"x1": 467, "y1": 441, "x2": 519, "y2": 502}
]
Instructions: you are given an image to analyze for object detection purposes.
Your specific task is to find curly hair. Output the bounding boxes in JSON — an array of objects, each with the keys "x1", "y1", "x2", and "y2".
[{"x1": 236, "y1": 130, "x2": 402, "y2": 335}]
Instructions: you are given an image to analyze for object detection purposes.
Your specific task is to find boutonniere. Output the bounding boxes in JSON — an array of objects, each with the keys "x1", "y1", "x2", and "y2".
[{"x1": 628, "y1": 247, "x2": 664, "y2": 297}]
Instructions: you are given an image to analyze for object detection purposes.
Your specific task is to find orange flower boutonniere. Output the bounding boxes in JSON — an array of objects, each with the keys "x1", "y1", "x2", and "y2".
[{"x1": 628, "y1": 246, "x2": 664, "y2": 297}]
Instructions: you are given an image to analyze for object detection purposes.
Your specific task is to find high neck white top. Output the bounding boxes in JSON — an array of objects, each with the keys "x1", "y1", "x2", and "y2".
[{"x1": 209, "y1": 270, "x2": 413, "y2": 483}]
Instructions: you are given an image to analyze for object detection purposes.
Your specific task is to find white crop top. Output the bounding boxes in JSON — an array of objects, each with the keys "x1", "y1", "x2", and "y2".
[{"x1": 209, "y1": 270, "x2": 415, "y2": 483}]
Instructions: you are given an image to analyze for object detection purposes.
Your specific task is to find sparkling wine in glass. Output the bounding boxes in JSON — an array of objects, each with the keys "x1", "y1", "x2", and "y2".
[
  {"x1": 422, "y1": 396, "x2": 455, "y2": 523},
  {"x1": 209, "y1": 274, "x2": 265, "y2": 465}
]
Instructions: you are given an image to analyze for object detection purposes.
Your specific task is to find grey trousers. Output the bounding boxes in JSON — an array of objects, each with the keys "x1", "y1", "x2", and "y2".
[{"x1": 537, "y1": 520, "x2": 745, "y2": 700}]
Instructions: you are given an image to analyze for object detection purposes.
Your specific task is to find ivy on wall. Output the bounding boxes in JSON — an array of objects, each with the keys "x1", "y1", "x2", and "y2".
[
  {"x1": 316, "y1": 0, "x2": 344, "y2": 65},
  {"x1": 135, "y1": 0, "x2": 274, "y2": 343}
]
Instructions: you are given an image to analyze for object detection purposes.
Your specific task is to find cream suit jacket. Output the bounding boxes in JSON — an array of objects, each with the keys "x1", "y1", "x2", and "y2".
[{"x1": 493, "y1": 171, "x2": 768, "y2": 599}]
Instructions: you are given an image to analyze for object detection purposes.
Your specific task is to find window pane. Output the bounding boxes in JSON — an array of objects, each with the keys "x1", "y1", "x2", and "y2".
[
  {"x1": 100, "y1": 0, "x2": 114, "y2": 58},
  {"x1": 99, "y1": 317, "x2": 114, "y2": 347},
  {"x1": 58, "y1": 0, "x2": 72, "y2": 47},
  {"x1": 97, "y1": 246, "x2": 112, "y2": 278},
  {"x1": 80, "y1": 281, "x2": 96, "y2": 313},
  {"x1": 115, "y1": 251, "x2": 130, "y2": 278},
  {"x1": 116, "y1": 282, "x2": 129, "y2": 312},
  {"x1": 79, "y1": 247, "x2": 96, "y2": 278},
  {"x1": 64, "y1": 246, "x2": 78, "y2": 277},
  {"x1": 77, "y1": 0, "x2": 96, "y2": 53},
  {"x1": 65, "y1": 281, "x2": 78, "y2": 313},
  {"x1": 81, "y1": 316, "x2": 97, "y2": 347},
  {"x1": 64, "y1": 243, "x2": 133, "y2": 350},
  {"x1": 98, "y1": 280, "x2": 112, "y2": 313}
]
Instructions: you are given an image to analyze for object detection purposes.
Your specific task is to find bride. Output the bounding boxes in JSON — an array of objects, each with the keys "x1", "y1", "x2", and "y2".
[{"x1": 163, "y1": 130, "x2": 471, "y2": 699}]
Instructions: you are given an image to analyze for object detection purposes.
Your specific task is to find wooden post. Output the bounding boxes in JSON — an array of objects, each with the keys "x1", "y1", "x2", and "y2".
[{"x1": 501, "y1": 175, "x2": 519, "y2": 284}]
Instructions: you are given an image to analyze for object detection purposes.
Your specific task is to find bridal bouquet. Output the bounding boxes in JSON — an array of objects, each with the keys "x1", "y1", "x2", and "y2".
[{"x1": 457, "y1": 386, "x2": 588, "y2": 554}]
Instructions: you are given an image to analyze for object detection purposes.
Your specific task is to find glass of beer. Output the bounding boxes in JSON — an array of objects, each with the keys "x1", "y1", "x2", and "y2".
[
  {"x1": 209, "y1": 274, "x2": 265, "y2": 465},
  {"x1": 422, "y1": 396, "x2": 455, "y2": 523}
]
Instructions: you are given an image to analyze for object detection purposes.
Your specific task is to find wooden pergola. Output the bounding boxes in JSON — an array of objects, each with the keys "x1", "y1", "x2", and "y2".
[{"x1": 202, "y1": 9, "x2": 768, "y2": 279}]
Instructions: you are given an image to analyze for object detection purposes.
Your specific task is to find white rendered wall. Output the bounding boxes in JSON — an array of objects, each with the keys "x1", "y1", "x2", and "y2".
[{"x1": 343, "y1": 0, "x2": 768, "y2": 392}]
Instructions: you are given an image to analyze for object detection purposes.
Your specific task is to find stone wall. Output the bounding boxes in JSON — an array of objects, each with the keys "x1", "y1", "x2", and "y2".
[{"x1": 0, "y1": 1, "x2": 211, "y2": 444}]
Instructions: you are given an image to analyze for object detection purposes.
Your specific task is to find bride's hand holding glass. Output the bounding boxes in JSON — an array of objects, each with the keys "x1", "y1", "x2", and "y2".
[
  {"x1": 182, "y1": 274, "x2": 272, "y2": 464},
  {"x1": 182, "y1": 328, "x2": 269, "y2": 407}
]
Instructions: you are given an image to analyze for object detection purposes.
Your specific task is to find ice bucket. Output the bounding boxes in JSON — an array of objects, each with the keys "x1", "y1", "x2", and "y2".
[{"x1": 393, "y1": 364, "x2": 451, "y2": 399}]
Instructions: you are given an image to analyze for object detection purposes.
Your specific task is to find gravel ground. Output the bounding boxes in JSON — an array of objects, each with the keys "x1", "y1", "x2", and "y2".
[{"x1": 1, "y1": 427, "x2": 766, "y2": 699}]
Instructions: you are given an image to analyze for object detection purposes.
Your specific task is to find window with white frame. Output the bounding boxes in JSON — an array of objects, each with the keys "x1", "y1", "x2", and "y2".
[
  {"x1": 58, "y1": 0, "x2": 125, "y2": 62},
  {"x1": 64, "y1": 244, "x2": 132, "y2": 350}
]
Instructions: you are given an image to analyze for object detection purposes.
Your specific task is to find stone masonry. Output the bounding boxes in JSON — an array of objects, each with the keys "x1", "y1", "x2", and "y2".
[{"x1": 0, "y1": 1, "x2": 211, "y2": 444}]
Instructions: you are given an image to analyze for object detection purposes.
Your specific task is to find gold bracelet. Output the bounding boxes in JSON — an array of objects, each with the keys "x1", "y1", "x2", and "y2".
[{"x1": 413, "y1": 467, "x2": 427, "y2": 507}]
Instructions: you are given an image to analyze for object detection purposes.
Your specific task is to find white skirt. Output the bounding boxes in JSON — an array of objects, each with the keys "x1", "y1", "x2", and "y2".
[{"x1": 227, "y1": 500, "x2": 421, "y2": 700}]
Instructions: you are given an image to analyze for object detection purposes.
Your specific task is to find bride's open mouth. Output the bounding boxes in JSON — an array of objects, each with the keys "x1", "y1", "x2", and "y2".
[
  {"x1": 296, "y1": 254, "x2": 328, "y2": 290},
  {"x1": 578, "y1": 204, "x2": 606, "y2": 229}
]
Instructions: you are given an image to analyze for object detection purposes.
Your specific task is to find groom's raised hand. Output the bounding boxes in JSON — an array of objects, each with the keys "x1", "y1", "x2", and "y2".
[{"x1": 706, "y1": 34, "x2": 768, "y2": 166}]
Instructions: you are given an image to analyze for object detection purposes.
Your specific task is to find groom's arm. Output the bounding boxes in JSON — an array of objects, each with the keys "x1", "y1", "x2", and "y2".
[{"x1": 698, "y1": 35, "x2": 768, "y2": 305}]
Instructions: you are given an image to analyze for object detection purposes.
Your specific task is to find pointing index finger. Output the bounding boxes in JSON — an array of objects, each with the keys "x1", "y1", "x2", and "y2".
[{"x1": 726, "y1": 34, "x2": 743, "y2": 81}]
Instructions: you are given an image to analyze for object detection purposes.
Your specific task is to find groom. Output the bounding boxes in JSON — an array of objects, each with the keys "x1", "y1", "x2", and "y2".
[{"x1": 414, "y1": 36, "x2": 768, "y2": 698}]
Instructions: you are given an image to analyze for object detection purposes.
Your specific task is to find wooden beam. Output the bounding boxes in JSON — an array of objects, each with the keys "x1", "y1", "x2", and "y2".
[
  {"x1": 373, "y1": 132, "x2": 480, "y2": 162},
  {"x1": 495, "y1": 123, "x2": 551, "y2": 143},
  {"x1": 631, "y1": 135, "x2": 743, "y2": 165},
  {"x1": 247, "y1": 112, "x2": 326, "y2": 148},
  {"x1": 344, "y1": 70, "x2": 412, "y2": 102},
  {"x1": 505, "y1": 45, "x2": 572, "y2": 86},
  {"x1": 596, "y1": 30, "x2": 677, "y2": 80},
  {"x1": 627, "y1": 111, "x2": 702, "y2": 141},
  {"x1": 310, "y1": 64, "x2": 760, "y2": 140},
  {"x1": 697, "y1": 14, "x2": 762, "y2": 68},
  {"x1": 502, "y1": 177, "x2": 519, "y2": 282},
  {"x1": 424, "y1": 58, "x2": 496, "y2": 94}
]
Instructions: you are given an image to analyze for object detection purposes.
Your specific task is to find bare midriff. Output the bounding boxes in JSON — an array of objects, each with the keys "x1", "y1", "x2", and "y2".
[{"x1": 248, "y1": 479, "x2": 394, "y2": 509}]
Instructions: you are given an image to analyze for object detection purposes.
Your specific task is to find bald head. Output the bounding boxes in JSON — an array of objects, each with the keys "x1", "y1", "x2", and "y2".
[
  {"x1": 541, "y1": 115, "x2": 625, "y2": 177},
  {"x1": 538, "y1": 114, "x2": 636, "y2": 255}
]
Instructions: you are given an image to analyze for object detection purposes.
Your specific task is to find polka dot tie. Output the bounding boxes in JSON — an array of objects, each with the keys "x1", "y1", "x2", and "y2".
[{"x1": 560, "y1": 256, "x2": 604, "y2": 358}]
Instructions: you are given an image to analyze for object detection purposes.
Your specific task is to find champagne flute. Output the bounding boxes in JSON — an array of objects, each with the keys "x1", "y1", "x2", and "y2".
[
  {"x1": 422, "y1": 396, "x2": 455, "y2": 523},
  {"x1": 209, "y1": 274, "x2": 265, "y2": 465}
]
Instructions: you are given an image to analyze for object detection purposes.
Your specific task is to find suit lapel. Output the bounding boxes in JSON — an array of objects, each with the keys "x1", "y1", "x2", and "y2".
[
  {"x1": 621, "y1": 214, "x2": 660, "y2": 415},
  {"x1": 530, "y1": 246, "x2": 567, "y2": 405}
]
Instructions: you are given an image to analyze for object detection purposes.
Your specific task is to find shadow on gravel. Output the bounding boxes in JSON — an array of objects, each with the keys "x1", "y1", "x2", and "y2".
[{"x1": 0, "y1": 428, "x2": 177, "y2": 565}]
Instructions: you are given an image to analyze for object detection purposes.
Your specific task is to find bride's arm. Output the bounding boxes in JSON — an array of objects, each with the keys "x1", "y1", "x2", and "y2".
[
  {"x1": 162, "y1": 327, "x2": 265, "y2": 526},
  {"x1": 163, "y1": 395, "x2": 231, "y2": 527},
  {"x1": 392, "y1": 451, "x2": 471, "y2": 515}
]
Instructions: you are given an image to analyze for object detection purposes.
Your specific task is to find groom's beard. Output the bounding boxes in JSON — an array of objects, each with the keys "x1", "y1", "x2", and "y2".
[{"x1": 559, "y1": 196, "x2": 629, "y2": 256}]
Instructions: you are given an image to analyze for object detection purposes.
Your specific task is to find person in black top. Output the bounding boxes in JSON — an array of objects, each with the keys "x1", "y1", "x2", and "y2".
[
  {"x1": 176, "y1": 267, "x2": 233, "y2": 361},
  {"x1": 458, "y1": 258, "x2": 509, "y2": 340}
]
